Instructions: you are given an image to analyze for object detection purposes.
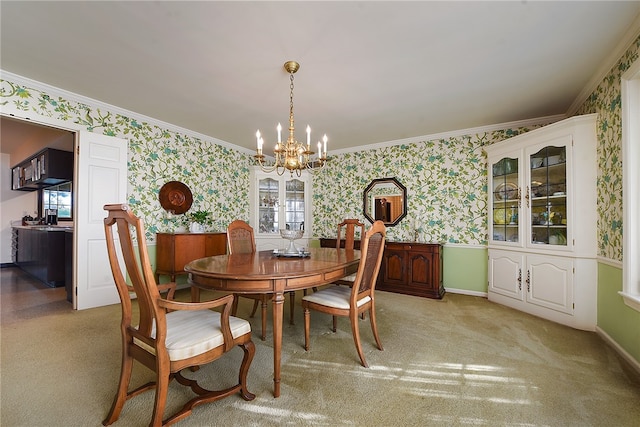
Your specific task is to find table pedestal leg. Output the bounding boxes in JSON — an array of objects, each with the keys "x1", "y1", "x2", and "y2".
[{"x1": 272, "y1": 290, "x2": 284, "y2": 397}]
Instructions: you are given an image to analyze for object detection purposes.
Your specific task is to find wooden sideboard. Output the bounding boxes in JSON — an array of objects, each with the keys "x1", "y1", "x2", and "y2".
[
  {"x1": 378, "y1": 241, "x2": 444, "y2": 299},
  {"x1": 319, "y1": 239, "x2": 444, "y2": 299},
  {"x1": 156, "y1": 232, "x2": 227, "y2": 281},
  {"x1": 319, "y1": 238, "x2": 361, "y2": 250}
]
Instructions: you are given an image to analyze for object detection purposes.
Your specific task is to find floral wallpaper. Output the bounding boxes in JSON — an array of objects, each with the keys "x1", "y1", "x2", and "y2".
[
  {"x1": 2, "y1": 33, "x2": 638, "y2": 260},
  {"x1": 312, "y1": 128, "x2": 540, "y2": 245},
  {"x1": 575, "y1": 34, "x2": 640, "y2": 261},
  {"x1": 0, "y1": 80, "x2": 254, "y2": 241}
]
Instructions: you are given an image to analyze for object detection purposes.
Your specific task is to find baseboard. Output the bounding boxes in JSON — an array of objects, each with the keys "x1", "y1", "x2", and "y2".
[
  {"x1": 444, "y1": 287, "x2": 488, "y2": 298},
  {"x1": 1, "y1": 263, "x2": 17, "y2": 268},
  {"x1": 595, "y1": 326, "x2": 640, "y2": 376}
]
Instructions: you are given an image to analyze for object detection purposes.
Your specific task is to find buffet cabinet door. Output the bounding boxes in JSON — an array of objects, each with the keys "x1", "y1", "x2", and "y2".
[{"x1": 488, "y1": 249, "x2": 524, "y2": 302}]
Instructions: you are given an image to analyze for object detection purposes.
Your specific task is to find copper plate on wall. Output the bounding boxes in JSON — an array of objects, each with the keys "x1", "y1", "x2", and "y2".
[{"x1": 159, "y1": 181, "x2": 193, "y2": 214}]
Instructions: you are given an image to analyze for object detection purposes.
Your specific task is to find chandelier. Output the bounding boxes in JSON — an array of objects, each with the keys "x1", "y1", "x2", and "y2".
[{"x1": 255, "y1": 61, "x2": 328, "y2": 176}]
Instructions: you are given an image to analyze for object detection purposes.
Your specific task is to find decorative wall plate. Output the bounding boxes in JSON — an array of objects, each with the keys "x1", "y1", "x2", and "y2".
[
  {"x1": 159, "y1": 181, "x2": 193, "y2": 214},
  {"x1": 494, "y1": 182, "x2": 518, "y2": 200}
]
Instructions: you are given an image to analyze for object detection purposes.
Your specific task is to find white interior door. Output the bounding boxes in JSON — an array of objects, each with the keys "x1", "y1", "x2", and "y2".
[{"x1": 75, "y1": 131, "x2": 127, "y2": 310}]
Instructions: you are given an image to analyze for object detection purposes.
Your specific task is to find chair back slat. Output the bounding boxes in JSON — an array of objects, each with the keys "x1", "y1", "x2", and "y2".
[
  {"x1": 336, "y1": 219, "x2": 365, "y2": 250},
  {"x1": 351, "y1": 221, "x2": 386, "y2": 302},
  {"x1": 227, "y1": 220, "x2": 256, "y2": 254},
  {"x1": 103, "y1": 204, "x2": 163, "y2": 338}
]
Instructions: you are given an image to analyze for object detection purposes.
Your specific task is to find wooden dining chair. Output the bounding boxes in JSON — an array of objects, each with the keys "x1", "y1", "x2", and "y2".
[
  {"x1": 102, "y1": 204, "x2": 255, "y2": 427},
  {"x1": 302, "y1": 220, "x2": 386, "y2": 368},
  {"x1": 227, "y1": 219, "x2": 295, "y2": 341}
]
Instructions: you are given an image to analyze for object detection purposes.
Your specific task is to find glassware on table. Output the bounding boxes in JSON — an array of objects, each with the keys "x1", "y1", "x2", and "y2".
[{"x1": 280, "y1": 229, "x2": 304, "y2": 254}]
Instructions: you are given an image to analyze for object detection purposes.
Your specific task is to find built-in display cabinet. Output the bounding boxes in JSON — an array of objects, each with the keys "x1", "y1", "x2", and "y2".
[
  {"x1": 485, "y1": 114, "x2": 597, "y2": 330},
  {"x1": 250, "y1": 168, "x2": 312, "y2": 251}
]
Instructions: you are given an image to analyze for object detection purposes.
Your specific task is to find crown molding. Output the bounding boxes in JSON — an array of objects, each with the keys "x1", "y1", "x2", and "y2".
[
  {"x1": 330, "y1": 114, "x2": 566, "y2": 155},
  {"x1": 0, "y1": 70, "x2": 257, "y2": 156}
]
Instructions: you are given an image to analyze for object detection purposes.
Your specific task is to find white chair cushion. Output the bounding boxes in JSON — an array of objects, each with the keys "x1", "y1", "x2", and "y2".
[
  {"x1": 135, "y1": 310, "x2": 251, "y2": 361},
  {"x1": 302, "y1": 285, "x2": 370, "y2": 309},
  {"x1": 339, "y1": 273, "x2": 356, "y2": 283}
]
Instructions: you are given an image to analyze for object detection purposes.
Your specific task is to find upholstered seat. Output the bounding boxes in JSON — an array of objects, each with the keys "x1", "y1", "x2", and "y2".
[
  {"x1": 301, "y1": 286, "x2": 371, "y2": 310},
  {"x1": 135, "y1": 310, "x2": 252, "y2": 361}
]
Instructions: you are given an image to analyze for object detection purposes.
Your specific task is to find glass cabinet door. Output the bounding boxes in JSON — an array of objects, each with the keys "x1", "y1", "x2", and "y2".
[
  {"x1": 258, "y1": 177, "x2": 279, "y2": 234},
  {"x1": 285, "y1": 179, "x2": 305, "y2": 231},
  {"x1": 491, "y1": 157, "x2": 520, "y2": 243},
  {"x1": 529, "y1": 146, "x2": 567, "y2": 246}
]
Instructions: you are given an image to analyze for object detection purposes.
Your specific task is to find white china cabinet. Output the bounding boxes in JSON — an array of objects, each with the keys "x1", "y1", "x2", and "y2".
[
  {"x1": 250, "y1": 167, "x2": 312, "y2": 251},
  {"x1": 485, "y1": 114, "x2": 597, "y2": 330}
]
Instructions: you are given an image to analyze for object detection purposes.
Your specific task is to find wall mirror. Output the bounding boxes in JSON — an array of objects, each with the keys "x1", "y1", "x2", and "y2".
[{"x1": 363, "y1": 177, "x2": 407, "y2": 226}]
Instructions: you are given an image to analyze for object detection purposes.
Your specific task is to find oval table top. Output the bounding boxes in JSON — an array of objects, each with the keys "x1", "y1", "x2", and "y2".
[{"x1": 185, "y1": 247, "x2": 360, "y2": 292}]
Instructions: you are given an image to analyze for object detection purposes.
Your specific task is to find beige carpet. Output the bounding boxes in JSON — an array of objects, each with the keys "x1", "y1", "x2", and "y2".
[{"x1": 1, "y1": 267, "x2": 639, "y2": 426}]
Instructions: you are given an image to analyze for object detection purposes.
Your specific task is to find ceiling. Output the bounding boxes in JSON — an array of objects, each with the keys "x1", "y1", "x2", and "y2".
[{"x1": 2, "y1": 2, "x2": 640, "y2": 154}]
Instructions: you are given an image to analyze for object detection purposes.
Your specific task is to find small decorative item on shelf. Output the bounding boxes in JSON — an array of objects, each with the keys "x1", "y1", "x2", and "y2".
[
  {"x1": 187, "y1": 210, "x2": 211, "y2": 233},
  {"x1": 280, "y1": 229, "x2": 303, "y2": 254},
  {"x1": 549, "y1": 232, "x2": 567, "y2": 245}
]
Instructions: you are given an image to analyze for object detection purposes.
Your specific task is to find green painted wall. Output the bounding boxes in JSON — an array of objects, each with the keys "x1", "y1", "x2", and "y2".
[
  {"x1": 597, "y1": 263, "x2": 640, "y2": 363},
  {"x1": 443, "y1": 246, "x2": 487, "y2": 294}
]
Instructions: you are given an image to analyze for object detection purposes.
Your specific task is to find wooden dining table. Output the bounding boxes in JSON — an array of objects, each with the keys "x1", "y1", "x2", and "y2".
[{"x1": 184, "y1": 247, "x2": 360, "y2": 398}]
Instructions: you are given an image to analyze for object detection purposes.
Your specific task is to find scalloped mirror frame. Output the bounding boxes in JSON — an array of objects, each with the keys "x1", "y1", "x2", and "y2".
[{"x1": 363, "y1": 177, "x2": 407, "y2": 227}]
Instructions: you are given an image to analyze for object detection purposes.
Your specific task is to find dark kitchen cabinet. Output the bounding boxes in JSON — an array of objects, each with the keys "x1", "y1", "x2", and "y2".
[
  {"x1": 15, "y1": 227, "x2": 66, "y2": 287},
  {"x1": 377, "y1": 242, "x2": 444, "y2": 299},
  {"x1": 11, "y1": 148, "x2": 74, "y2": 191}
]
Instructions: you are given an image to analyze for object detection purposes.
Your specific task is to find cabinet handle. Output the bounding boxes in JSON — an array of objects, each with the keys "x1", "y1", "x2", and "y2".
[
  {"x1": 525, "y1": 186, "x2": 530, "y2": 208},
  {"x1": 526, "y1": 270, "x2": 531, "y2": 292},
  {"x1": 517, "y1": 268, "x2": 522, "y2": 290}
]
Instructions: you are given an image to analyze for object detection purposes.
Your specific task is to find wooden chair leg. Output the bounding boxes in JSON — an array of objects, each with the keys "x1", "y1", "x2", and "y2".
[
  {"x1": 260, "y1": 297, "x2": 268, "y2": 341},
  {"x1": 238, "y1": 341, "x2": 257, "y2": 401},
  {"x1": 250, "y1": 299, "x2": 260, "y2": 318},
  {"x1": 303, "y1": 307, "x2": 311, "y2": 351},
  {"x1": 332, "y1": 315, "x2": 337, "y2": 332},
  {"x1": 369, "y1": 306, "x2": 384, "y2": 351},
  {"x1": 289, "y1": 291, "x2": 295, "y2": 325},
  {"x1": 102, "y1": 353, "x2": 134, "y2": 426},
  {"x1": 150, "y1": 369, "x2": 170, "y2": 427},
  {"x1": 350, "y1": 312, "x2": 368, "y2": 368},
  {"x1": 191, "y1": 286, "x2": 201, "y2": 302}
]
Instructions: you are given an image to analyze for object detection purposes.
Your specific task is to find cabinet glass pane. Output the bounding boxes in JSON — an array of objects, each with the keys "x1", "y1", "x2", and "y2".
[
  {"x1": 530, "y1": 146, "x2": 567, "y2": 246},
  {"x1": 491, "y1": 157, "x2": 519, "y2": 243},
  {"x1": 284, "y1": 179, "x2": 305, "y2": 231},
  {"x1": 258, "y1": 177, "x2": 279, "y2": 234}
]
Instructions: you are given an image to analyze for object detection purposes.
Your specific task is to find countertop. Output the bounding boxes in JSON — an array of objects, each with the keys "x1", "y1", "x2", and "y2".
[{"x1": 12, "y1": 225, "x2": 73, "y2": 232}]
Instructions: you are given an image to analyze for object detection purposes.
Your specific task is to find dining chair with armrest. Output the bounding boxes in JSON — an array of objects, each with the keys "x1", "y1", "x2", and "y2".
[
  {"x1": 302, "y1": 220, "x2": 386, "y2": 368},
  {"x1": 102, "y1": 204, "x2": 255, "y2": 427},
  {"x1": 227, "y1": 219, "x2": 295, "y2": 341}
]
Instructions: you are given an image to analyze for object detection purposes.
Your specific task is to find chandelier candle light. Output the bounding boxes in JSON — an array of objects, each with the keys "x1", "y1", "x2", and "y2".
[{"x1": 255, "y1": 61, "x2": 328, "y2": 176}]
